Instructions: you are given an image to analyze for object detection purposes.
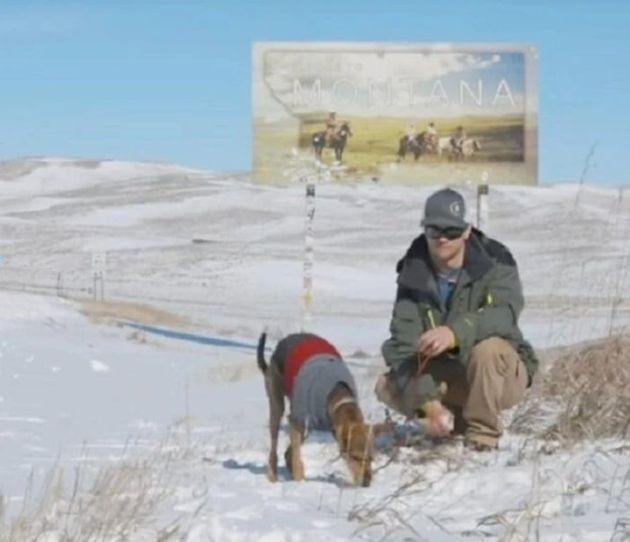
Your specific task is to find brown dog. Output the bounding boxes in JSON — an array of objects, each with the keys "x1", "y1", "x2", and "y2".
[{"x1": 257, "y1": 332, "x2": 373, "y2": 486}]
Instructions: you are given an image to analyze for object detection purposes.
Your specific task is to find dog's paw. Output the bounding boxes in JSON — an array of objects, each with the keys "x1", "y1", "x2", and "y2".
[
  {"x1": 292, "y1": 469, "x2": 305, "y2": 481},
  {"x1": 266, "y1": 465, "x2": 278, "y2": 483},
  {"x1": 284, "y1": 447, "x2": 293, "y2": 475},
  {"x1": 267, "y1": 451, "x2": 279, "y2": 482},
  {"x1": 292, "y1": 459, "x2": 305, "y2": 481}
]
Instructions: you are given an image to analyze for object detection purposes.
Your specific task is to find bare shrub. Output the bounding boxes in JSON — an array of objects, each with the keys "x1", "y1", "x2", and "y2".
[
  {"x1": 349, "y1": 443, "x2": 464, "y2": 540},
  {"x1": 511, "y1": 336, "x2": 630, "y2": 444},
  {"x1": 0, "y1": 436, "x2": 197, "y2": 542}
]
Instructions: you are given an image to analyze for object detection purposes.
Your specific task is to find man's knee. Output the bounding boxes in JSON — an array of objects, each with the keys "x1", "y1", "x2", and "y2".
[
  {"x1": 469, "y1": 337, "x2": 518, "y2": 376},
  {"x1": 374, "y1": 372, "x2": 428, "y2": 419},
  {"x1": 375, "y1": 373, "x2": 394, "y2": 403},
  {"x1": 471, "y1": 337, "x2": 514, "y2": 358},
  {"x1": 467, "y1": 337, "x2": 527, "y2": 410},
  {"x1": 375, "y1": 373, "x2": 406, "y2": 414}
]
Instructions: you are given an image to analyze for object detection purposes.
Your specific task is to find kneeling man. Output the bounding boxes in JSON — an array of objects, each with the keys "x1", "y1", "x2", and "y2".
[{"x1": 376, "y1": 188, "x2": 538, "y2": 451}]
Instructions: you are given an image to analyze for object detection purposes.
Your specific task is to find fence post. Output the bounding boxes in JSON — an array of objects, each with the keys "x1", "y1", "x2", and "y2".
[
  {"x1": 476, "y1": 184, "x2": 489, "y2": 231},
  {"x1": 56, "y1": 272, "x2": 64, "y2": 298},
  {"x1": 302, "y1": 180, "x2": 316, "y2": 331},
  {"x1": 91, "y1": 252, "x2": 107, "y2": 302}
]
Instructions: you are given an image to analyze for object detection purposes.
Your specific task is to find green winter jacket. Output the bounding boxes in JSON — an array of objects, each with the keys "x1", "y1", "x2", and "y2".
[{"x1": 382, "y1": 228, "x2": 538, "y2": 397}]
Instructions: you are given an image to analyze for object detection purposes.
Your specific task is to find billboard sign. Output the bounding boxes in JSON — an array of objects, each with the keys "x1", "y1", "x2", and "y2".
[{"x1": 253, "y1": 42, "x2": 538, "y2": 185}]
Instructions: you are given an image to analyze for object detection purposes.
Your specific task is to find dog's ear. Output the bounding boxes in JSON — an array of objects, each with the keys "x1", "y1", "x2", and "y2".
[
  {"x1": 334, "y1": 423, "x2": 351, "y2": 452},
  {"x1": 334, "y1": 423, "x2": 366, "y2": 451},
  {"x1": 336, "y1": 423, "x2": 374, "y2": 487},
  {"x1": 336, "y1": 423, "x2": 375, "y2": 456}
]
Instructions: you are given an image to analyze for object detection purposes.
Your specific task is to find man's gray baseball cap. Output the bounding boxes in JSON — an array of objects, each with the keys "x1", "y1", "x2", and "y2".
[{"x1": 421, "y1": 188, "x2": 467, "y2": 229}]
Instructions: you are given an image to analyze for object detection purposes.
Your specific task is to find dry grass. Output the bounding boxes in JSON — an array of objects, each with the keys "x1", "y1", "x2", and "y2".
[
  {"x1": 348, "y1": 468, "x2": 431, "y2": 540},
  {"x1": 511, "y1": 336, "x2": 630, "y2": 444},
  {"x1": 79, "y1": 299, "x2": 190, "y2": 329},
  {"x1": 0, "y1": 461, "x2": 175, "y2": 541},
  {"x1": 348, "y1": 443, "x2": 464, "y2": 540},
  {"x1": 0, "y1": 435, "x2": 202, "y2": 542}
]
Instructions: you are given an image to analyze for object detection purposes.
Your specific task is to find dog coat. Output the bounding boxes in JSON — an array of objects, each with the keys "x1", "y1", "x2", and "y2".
[
  {"x1": 283, "y1": 335, "x2": 340, "y2": 396},
  {"x1": 280, "y1": 335, "x2": 357, "y2": 431}
]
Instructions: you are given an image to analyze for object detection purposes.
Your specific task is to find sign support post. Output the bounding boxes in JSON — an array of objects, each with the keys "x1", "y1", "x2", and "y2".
[
  {"x1": 477, "y1": 182, "x2": 489, "y2": 232},
  {"x1": 302, "y1": 180, "x2": 316, "y2": 330}
]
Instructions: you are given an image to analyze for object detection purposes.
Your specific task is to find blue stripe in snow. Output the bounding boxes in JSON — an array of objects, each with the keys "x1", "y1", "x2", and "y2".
[{"x1": 121, "y1": 321, "x2": 261, "y2": 350}]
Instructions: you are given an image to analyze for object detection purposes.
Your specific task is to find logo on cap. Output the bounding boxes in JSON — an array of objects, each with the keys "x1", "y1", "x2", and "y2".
[{"x1": 450, "y1": 202, "x2": 461, "y2": 216}]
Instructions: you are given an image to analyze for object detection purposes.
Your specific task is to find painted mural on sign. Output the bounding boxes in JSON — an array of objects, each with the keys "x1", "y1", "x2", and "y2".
[{"x1": 253, "y1": 43, "x2": 538, "y2": 185}]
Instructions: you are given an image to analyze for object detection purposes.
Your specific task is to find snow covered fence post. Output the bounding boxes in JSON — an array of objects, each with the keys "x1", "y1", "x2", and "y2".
[
  {"x1": 91, "y1": 252, "x2": 106, "y2": 302},
  {"x1": 302, "y1": 179, "x2": 316, "y2": 330},
  {"x1": 56, "y1": 272, "x2": 64, "y2": 298},
  {"x1": 476, "y1": 183, "x2": 489, "y2": 232}
]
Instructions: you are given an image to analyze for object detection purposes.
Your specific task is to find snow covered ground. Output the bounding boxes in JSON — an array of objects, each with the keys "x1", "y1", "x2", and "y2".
[{"x1": 0, "y1": 158, "x2": 629, "y2": 540}]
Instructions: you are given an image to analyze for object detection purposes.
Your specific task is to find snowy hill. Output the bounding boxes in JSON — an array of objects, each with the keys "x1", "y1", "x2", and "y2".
[{"x1": 0, "y1": 158, "x2": 629, "y2": 540}]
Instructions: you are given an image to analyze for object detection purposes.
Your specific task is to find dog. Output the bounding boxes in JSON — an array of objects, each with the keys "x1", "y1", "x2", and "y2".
[{"x1": 257, "y1": 332, "x2": 373, "y2": 486}]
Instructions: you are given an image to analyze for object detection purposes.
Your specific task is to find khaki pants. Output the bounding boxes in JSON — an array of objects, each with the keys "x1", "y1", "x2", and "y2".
[{"x1": 375, "y1": 337, "x2": 527, "y2": 447}]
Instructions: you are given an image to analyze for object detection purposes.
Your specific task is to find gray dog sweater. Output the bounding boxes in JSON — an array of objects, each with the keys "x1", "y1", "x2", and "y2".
[{"x1": 289, "y1": 354, "x2": 358, "y2": 431}]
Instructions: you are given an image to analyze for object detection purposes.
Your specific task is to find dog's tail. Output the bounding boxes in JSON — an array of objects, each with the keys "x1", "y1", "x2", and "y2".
[{"x1": 257, "y1": 332, "x2": 268, "y2": 374}]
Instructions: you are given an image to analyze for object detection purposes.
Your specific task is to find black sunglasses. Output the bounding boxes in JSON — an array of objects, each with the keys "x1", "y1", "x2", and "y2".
[{"x1": 425, "y1": 225, "x2": 466, "y2": 240}]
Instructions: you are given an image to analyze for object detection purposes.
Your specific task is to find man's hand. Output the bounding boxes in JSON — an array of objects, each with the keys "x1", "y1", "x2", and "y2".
[
  {"x1": 417, "y1": 326, "x2": 456, "y2": 360},
  {"x1": 422, "y1": 400, "x2": 454, "y2": 438}
]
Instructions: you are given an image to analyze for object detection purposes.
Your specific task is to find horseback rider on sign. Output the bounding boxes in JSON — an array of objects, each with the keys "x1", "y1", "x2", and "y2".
[
  {"x1": 453, "y1": 125, "x2": 467, "y2": 155},
  {"x1": 325, "y1": 111, "x2": 338, "y2": 146},
  {"x1": 426, "y1": 121, "x2": 438, "y2": 152}
]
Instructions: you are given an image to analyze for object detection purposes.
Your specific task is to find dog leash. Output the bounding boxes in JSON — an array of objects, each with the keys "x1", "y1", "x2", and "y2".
[
  {"x1": 417, "y1": 352, "x2": 432, "y2": 375},
  {"x1": 417, "y1": 308, "x2": 437, "y2": 375}
]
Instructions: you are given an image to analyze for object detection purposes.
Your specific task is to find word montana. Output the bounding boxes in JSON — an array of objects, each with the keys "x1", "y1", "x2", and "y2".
[{"x1": 292, "y1": 78, "x2": 518, "y2": 109}]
